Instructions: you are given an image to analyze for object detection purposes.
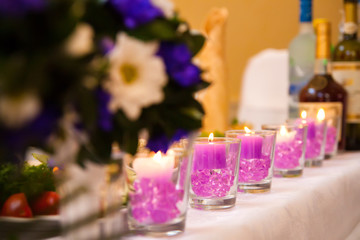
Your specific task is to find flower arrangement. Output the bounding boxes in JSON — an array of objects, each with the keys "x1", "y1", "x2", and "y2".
[{"x1": 0, "y1": 0, "x2": 208, "y2": 165}]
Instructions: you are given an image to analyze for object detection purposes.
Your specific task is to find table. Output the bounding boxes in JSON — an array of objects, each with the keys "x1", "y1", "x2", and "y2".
[{"x1": 128, "y1": 152, "x2": 360, "y2": 240}]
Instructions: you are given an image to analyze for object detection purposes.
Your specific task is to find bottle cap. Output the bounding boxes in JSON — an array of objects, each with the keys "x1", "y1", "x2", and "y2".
[
  {"x1": 313, "y1": 18, "x2": 328, "y2": 29},
  {"x1": 300, "y1": 0, "x2": 312, "y2": 22}
]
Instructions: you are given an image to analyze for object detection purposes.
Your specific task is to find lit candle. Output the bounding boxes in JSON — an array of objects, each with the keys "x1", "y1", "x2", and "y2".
[
  {"x1": 299, "y1": 110, "x2": 316, "y2": 139},
  {"x1": 133, "y1": 151, "x2": 174, "y2": 180},
  {"x1": 193, "y1": 133, "x2": 227, "y2": 170},
  {"x1": 276, "y1": 126, "x2": 296, "y2": 143},
  {"x1": 237, "y1": 127, "x2": 263, "y2": 159},
  {"x1": 317, "y1": 108, "x2": 326, "y2": 123}
]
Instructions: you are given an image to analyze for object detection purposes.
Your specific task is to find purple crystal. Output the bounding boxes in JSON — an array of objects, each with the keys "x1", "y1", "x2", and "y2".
[
  {"x1": 274, "y1": 139, "x2": 303, "y2": 169},
  {"x1": 190, "y1": 142, "x2": 239, "y2": 197},
  {"x1": 129, "y1": 178, "x2": 183, "y2": 224},
  {"x1": 238, "y1": 156, "x2": 271, "y2": 182},
  {"x1": 325, "y1": 126, "x2": 337, "y2": 154},
  {"x1": 303, "y1": 123, "x2": 325, "y2": 160},
  {"x1": 191, "y1": 168, "x2": 235, "y2": 197}
]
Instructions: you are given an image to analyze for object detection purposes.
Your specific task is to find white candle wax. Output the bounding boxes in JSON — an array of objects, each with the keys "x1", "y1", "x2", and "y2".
[
  {"x1": 133, "y1": 151, "x2": 175, "y2": 180},
  {"x1": 277, "y1": 126, "x2": 296, "y2": 143}
]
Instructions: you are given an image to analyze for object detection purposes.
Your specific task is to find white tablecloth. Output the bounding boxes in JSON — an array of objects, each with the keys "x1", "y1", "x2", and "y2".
[{"x1": 128, "y1": 152, "x2": 360, "y2": 240}]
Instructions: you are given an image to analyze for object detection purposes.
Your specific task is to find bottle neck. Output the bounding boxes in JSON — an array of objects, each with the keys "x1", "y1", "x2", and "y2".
[
  {"x1": 343, "y1": 1, "x2": 358, "y2": 39},
  {"x1": 314, "y1": 21, "x2": 331, "y2": 75},
  {"x1": 314, "y1": 58, "x2": 331, "y2": 75},
  {"x1": 299, "y1": 22, "x2": 314, "y2": 34}
]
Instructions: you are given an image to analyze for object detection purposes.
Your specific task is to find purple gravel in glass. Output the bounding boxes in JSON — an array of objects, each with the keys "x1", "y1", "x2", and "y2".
[
  {"x1": 274, "y1": 139, "x2": 303, "y2": 169},
  {"x1": 191, "y1": 168, "x2": 235, "y2": 197},
  {"x1": 238, "y1": 157, "x2": 271, "y2": 182},
  {"x1": 325, "y1": 126, "x2": 337, "y2": 154},
  {"x1": 130, "y1": 178, "x2": 183, "y2": 224},
  {"x1": 304, "y1": 123, "x2": 325, "y2": 159}
]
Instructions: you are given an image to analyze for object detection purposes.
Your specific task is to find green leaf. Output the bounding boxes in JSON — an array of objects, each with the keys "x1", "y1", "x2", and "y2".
[
  {"x1": 20, "y1": 163, "x2": 56, "y2": 201},
  {"x1": 123, "y1": 132, "x2": 139, "y2": 156},
  {"x1": 112, "y1": 112, "x2": 142, "y2": 155},
  {"x1": 0, "y1": 164, "x2": 20, "y2": 204},
  {"x1": 195, "y1": 80, "x2": 211, "y2": 91},
  {"x1": 183, "y1": 32, "x2": 206, "y2": 56},
  {"x1": 31, "y1": 153, "x2": 49, "y2": 164},
  {"x1": 127, "y1": 19, "x2": 177, "y2": 41},
  {"x1": 89, "y1": 130, "x2": 113, "y2": 160}
]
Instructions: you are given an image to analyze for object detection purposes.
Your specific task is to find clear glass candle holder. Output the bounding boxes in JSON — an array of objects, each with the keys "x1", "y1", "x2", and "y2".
[
  {"x1": 262, "y1": 124, "x2": 307, "y2": 177},
  {"x1": 290, "y1": 118, "x2": 327, "y2": 167},
  {"x1": 225, "y1": 130, "x2": 276, "y2": 193},
  {"x1": 125, "y1": 140, "x2": 192, "y2": 237},
  {"x1": 189, "y1": 137, "x2": 241, "y2": 210},
  {"x1": 325, "y1": 116, "x2": 340, "y2": 158},
  {"x1": 297, "y1": 104, "x2": 343, "y2": 159}
]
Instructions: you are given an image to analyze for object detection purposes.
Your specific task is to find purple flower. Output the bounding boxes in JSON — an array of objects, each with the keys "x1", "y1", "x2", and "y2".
[
  {"x1": 0, "y1": 0, "x2": 45, "y2": 17},
  {"x1": 99, "y1": 37, "x2": 115, "y2": 55},
  {"x1": 0, "y1": 106, "x2": 61, "y2": 163},
  {"x1": 147, "y1": 134, "x2": 168, "y2": 153},
  {"x1": 147, "y1": 129, "x2": 188, "y2": 153},
  {"x1": 109, "y1": 0, "x2": 163, "y2": 29},
  {"x1": 95, "y1": 88, "x2": 113, "y2": 132},
  {"x1": 157, "y1": 42, "x2": 201, "y2": 87}
]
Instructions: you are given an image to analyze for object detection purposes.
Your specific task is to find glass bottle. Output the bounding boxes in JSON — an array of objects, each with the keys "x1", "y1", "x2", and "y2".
[
  {"x1": 300, "y1": 20, "x2": 348, "y2": 151},
  {"x1": 333, "y1": 0, "x2": 360, "y2": 150},
  {"x1": 288, "y1": 0, "x2": 316, "y2": 118}
]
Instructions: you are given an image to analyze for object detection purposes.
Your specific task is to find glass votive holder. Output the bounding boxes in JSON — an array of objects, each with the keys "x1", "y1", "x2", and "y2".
[
  {"x1": 325, "y1": 116, "x2": 341, "y2": 158},
  {"x1": 261, "y1": 124, "x2": 307, "y2": 177},
  {"x1": 298, "y1": 103, "x2": 343, "y2": 158},
  {"x1": 189, "y1": 136, "x2": 241, "y2": 210},
  {"x1": 125, "y1": 140, "x2": 192, "y2": 237},
  {"x1": 225, "y1": 130, "x2": 276, "y2": 193},
  {"x1": 291, "y1": 116, "x2": 327, "y2": 167}
]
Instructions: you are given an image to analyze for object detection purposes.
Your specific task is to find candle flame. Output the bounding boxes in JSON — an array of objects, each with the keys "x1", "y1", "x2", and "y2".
[
  {"x1": 208, "y1": 132, "x2": 214, "y2": 142},
  {"x1": 279, "y1": 126, "x2": 288, "y2": 136},
  {"x1": 317, "y1": 108, "x2": 325, "y2": 121},
  {"x1": 301, "y1": 110, "x2": 307, "y2": 119},
  {"x1": 153, "y1": 151, "x2": 162, "y2": 163},
  {"x1": 244, "y1": 126, "x2": 252, "y2": 133}
]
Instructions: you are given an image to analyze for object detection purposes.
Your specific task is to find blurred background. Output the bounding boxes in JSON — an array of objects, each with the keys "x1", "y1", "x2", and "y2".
[{"x1": 173, "y1": 0, "x2": 343, "y2": 119}]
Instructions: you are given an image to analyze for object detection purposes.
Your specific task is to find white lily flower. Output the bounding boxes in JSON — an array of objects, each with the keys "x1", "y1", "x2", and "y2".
[{"x1": 105, "y1": 33, "x2": 167, "y2": 120}]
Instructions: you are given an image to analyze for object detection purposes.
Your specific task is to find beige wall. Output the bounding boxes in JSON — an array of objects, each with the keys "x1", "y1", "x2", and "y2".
[{"x1": 173, "y1": 0, "x2": 343, "y2": 119}]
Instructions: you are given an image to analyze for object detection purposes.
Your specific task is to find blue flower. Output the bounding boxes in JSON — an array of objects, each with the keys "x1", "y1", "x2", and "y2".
[
  {"x1": 0, "y1": 105, "x2": 61, "y2": 163},
  {"x1": 109, "y1": 0, "x2": 163, "y2": 29},
  {"x1": 146, "y1": 129, "x2": 188, "y2": 153},
  {"x1": 95, "y1": 88, "x2": 113, "y2": 132},
  {"x1": 157, "y1": 42, "x2": 201, "y2": 87},
  {"x1": 0, "y1": 0, "x2": 45, "y2": 17}
]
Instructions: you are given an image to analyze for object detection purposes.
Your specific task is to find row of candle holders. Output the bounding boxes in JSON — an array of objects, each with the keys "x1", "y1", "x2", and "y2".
[{"x1": 124, "y1": 110, "x2": 339, "y2": 237}]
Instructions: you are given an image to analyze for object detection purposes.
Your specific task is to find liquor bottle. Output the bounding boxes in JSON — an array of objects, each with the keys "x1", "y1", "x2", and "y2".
[
  {"x1": 288, "y1": 0, "x2": 316, "y2": 118},
  {"x1": 333, "y1": 0, "x2": 360, "y2": 150},
  {"x1": 358, "y1": 0, "x2": 360, "y2": 34},
  {"x1": 299, "y1": 20, "x2": 348, "y2": 151}
]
